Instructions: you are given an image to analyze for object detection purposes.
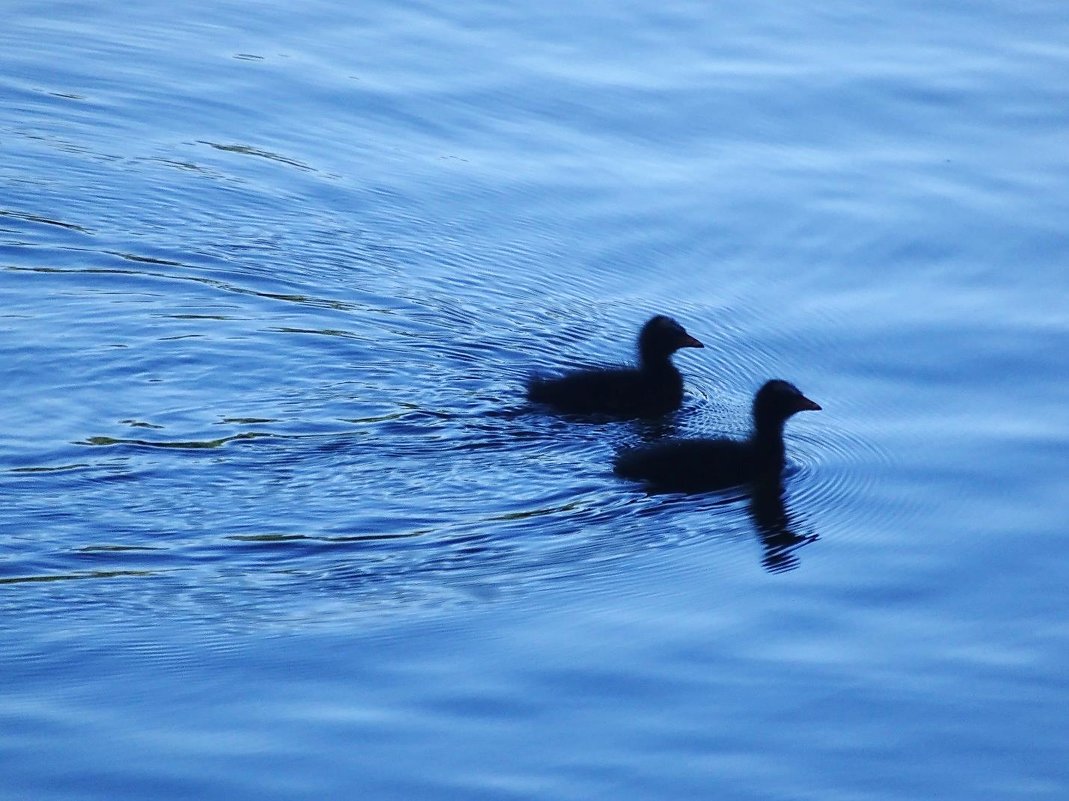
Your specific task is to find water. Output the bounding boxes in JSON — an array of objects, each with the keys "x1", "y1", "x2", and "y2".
[{"x1": 3, "y1": 0, "x2": 1068, "y2": 798}]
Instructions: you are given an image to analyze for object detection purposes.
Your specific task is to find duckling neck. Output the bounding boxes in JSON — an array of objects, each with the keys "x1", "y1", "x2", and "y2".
[
  {"x1": 638, "y1": 347, "x2": 675, "y2": 374},
  {"x1": 751, "y1": 417, "x2": 787, "y2": 474}
]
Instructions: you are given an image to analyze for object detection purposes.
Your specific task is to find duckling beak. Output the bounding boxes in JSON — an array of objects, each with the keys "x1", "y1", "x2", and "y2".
[
  {"x1": 797, "y1": 395, "x2": 822, "y2": 412},
  {"x1": 679, "y1": 333, "x2": 704, "y2": 349}
]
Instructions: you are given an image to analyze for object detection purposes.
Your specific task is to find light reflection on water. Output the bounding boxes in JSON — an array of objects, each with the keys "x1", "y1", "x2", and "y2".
[{"x1": 3, "y1": 0, "x2": 1069, "y2": 798}]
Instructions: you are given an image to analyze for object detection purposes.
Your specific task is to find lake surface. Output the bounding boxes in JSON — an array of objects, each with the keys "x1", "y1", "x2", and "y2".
[{"x1": 2, "y1": 1, "x2": 1068, "y2": 798}]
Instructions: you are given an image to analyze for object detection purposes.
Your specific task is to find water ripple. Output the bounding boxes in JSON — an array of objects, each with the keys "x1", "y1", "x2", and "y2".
[{"x1": 0, "y1": 11, "x2": 917, "y2": 631}]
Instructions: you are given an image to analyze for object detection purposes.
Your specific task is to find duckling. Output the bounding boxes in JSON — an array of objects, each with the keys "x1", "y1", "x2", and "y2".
[
  {"x1": 614, "y1": 380, "x2": 820, "y2": 491},
  {"x1": 527, "y1": 315, "x2": 704, "y2": 417}
]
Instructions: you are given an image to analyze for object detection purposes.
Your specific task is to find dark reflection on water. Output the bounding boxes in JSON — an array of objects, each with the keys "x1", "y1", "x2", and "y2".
[
  {"x1": 3, "y1": 0, "x2": 1069, "y2": 798},
  {"x1": 0, "y1": 569, "x2": 154, "y2": 585},
  {"x1": 632, "y1": 472, "x2": 820, "y2": 574},
  {"x1": 748, "y1": 479, "x2": 819, "y2": 574}
]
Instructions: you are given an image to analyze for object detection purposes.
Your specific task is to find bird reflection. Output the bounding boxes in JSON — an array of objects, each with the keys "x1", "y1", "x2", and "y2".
[
  {"x1": 639, "y1": 476, "x2": 819, "y2": 573},
  {"x1": 748, "y1": 479, "x2": 818, "y2": 573}
]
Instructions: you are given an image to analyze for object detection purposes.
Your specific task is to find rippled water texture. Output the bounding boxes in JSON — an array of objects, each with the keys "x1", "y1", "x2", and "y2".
[{"x1": 3, "y1": 1, "x2": 1069, "y2": 799}]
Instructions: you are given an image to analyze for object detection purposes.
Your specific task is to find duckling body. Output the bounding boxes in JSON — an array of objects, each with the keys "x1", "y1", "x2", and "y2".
[
  {"x1": 527, "y1": 315, "x2": 703, "y2": 418},
  {"x1": 614, "y1": 380, "x2": 820, "y2": 492}
]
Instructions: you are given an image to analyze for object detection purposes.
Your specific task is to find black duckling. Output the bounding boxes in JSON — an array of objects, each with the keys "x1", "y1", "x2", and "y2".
[
  {"x1": 527, "y1": 315, "x2": 704, "y2": 417},
  {"x1": 613, "y1": 379, "x2": 820, "y2": 492}
]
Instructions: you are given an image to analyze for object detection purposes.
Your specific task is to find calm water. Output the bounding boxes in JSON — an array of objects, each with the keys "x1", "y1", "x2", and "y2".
[{"x1": 3, "y1": 0, "x2": 1068, "y2": 798}]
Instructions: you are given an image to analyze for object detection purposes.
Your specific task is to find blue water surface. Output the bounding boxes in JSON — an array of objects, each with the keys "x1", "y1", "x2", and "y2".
[{"x1": 2, "y1": 1, "x2": 1068, "y2": 798}]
